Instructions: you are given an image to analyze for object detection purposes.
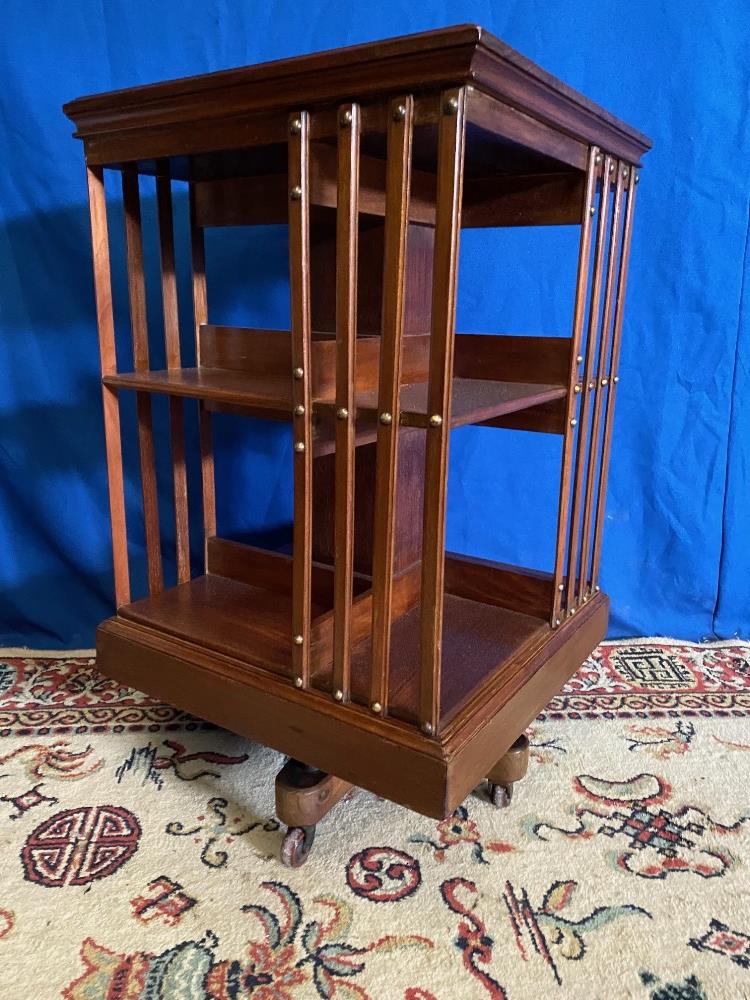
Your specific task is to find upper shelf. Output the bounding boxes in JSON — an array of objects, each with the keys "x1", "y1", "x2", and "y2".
[{"x1": 63, "y1": 26, "x2": 651, "y2": 170}]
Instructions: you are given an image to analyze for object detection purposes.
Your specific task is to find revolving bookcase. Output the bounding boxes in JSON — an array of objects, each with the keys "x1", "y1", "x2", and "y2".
[{"x1": 65, "y1": 25, "x2": 651, "y2": 866}]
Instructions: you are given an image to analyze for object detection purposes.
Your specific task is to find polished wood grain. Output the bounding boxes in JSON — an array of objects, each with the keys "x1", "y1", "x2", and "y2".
[
  {"x1": 444, "y1": 552, "x2": 553, "y2": 619},
  {"x1": 122, "y1": 164, "x2": 163, "y2": 596},
  {"x1": 289, "y1": 110, "x2": 313, "y2": 687},
  {"x1": 332, "y1": 102, "x2": 360, "y2": 702},
  {"x1": 551, "y1": 146, "x2": 598, "y2": 625},
  {"x1": 156, "y1": 163, "x2": 190, "y2": 585},
  {"x1": 419, "y1": 87, "x2": 467, "y2": 735},
  {"x1": 589, "y1": 166, "x2": 638, "y2": 592},
  {"x1": 370, "y1": 95, "x2": 413, "y2": 713},
  {"x1": 86, "y1": 165, "x2": 130, "y2": 607},
  {"x1": 453, "y1": 334, "x2": 570, "y2": 385}
]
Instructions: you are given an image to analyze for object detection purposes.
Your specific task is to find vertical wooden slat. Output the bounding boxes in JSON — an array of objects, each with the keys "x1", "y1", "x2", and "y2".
[
  {"x1": 332, "y1": 102, "x2": 360, "y2": 703},
  {"x1": 419, "y1": 88, "x2": 466, "y2": 737},
  {"x1": 156, "y1": 161, "x2": 190, "y2": 585},
  {"x1": 370, "y1": 95, "x2": 414, "y2": 715},
  {"x1": 589, "y1": 166, "x2": 639, "y2": 592},
  {"x1": 86, "y1": 165, "x2": 130, "y2": 607},
  {"x1": 122, "y1": 164, "x2": 163, "y2": 596},
  {"x1": 289, "y1": 110, "x2": 313, "y2": 689},
  {"x1": 577, "y1": 160, "x2": 625, "y2": 602},
  {"x1": 551, "y1": 146, "x2": 599, "y2": 626},
  {"x1": 189, "y1": 183, "x2": 216, "y2": 551},
  {"x1": 564, "y1": 152, "x2": 609, "y2": 616}
]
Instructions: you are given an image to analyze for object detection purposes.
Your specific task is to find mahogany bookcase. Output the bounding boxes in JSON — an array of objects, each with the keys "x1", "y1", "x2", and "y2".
[{"x1": 65, "y1": 25, "x2": 651, "y2": 866}]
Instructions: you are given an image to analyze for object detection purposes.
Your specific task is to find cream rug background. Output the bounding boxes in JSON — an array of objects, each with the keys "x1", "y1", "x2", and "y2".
[{"x1": 0, "y1": 639, "x2": 748, "y2": 999}]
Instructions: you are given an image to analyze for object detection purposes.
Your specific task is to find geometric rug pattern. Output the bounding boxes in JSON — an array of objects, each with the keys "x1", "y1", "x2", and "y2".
[{"x1": 0, "y1": 639, "x2": 748, "y2": 999}]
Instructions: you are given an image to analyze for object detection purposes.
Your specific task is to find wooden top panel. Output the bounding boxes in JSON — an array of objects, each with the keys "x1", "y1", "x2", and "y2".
[{"x1": 63, "y1": 25, "x2": 651, "y2": 163}]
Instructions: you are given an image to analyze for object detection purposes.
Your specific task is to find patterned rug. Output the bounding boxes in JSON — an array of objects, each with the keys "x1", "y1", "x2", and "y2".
[{"x1": 0, "y1": 640, "x2": 749, "y2": 1000}]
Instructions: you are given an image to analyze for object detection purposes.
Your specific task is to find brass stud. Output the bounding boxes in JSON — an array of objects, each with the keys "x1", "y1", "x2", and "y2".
[
  {"x1": 429, "y1": 414, "x2": 443, "y2": 427},
  {"x1": 582, "y1": 594, "x2": 588, "y2": 603},
  {"x1": 293, "y1": 366, "x2": 304, "y2": 379},
  {"x1": 595, "y1": 585, "x2": 601, "y2": 592},
  {"x1": 294, "y1": 676, "x2": 303, "y2": 688},
  {"x1": 622, "y1": 166, "x2": 629, "y2": 179},
  {"x1": 336, "y1": 407, "x2": 349, "y2": 420},
  {"x1": 577, "y1": 354, "x2": 583, "y2": 364},
  {"x1": 290, "y1": 185, "x2": 303, "y2": 200},
  {"x1": 334, "y1": 689, "x2": 343, "y2": 702},
  {"x1": 589, "y1": 380, "x2": 596, "y2": 390},
  {"x1": 569, "y1": 607, "x2": 576, "y2": 615},
  {"x1": 601, "y1": 377, "x2": 609, "y2": 386},
  {"x1": 589, "y1": 206, "x2": 596, "y2": 216},
  {"x1": 289, "y1": 118, "x2": 302, "y2": 135},
  {"x1": 609, "y1": 161, "x2": 615, "y2": 174},
  {"x1": 293, "y1": 404, "x2": 305, "y2": 416},
  {"x1": 422, "y1": 722, "x2": 433, "y2": 736},
  {"x1": 340, "y1": 109, "x2": 353, "y2": 127},
  {"x1": 371, "y1": 701, "x2": 382, "y2": 714},
  {"x1": 393, "y1": 103, "x2": 406, "y2": 122},
  {"x1": 558, "y1": 583, "x2": 564, "y2": 592},
  {"x1": 293, "y1": 634, "x2": 304, "y2": 645},
  {"x1": 554, "y1": 618, "x2": 561, "y2": 627},
  {"x1": 595, "y1": 152, "x2": 603, "y2": 165},
  {"x1": 613, "y1": 375, "x2": 620, "y2": 384},
  {"x1": 635, "y1": 173, "x2": 641, "y2": 184},
  {"x1": 379, "y1": 412, "x2": 392, "y2": 425},
  {"x1": 574, "y1": 384, "x2": 582, "y2": 394},
  {"x1": 294, "y1": 441, "x2": 305, "y2": 453},
  {"x1": 444, "y1": 96, "x2": 459, "y2": 114},
  {"x1": 570, "y1": 418, "x2": 578, "y2": 427}
]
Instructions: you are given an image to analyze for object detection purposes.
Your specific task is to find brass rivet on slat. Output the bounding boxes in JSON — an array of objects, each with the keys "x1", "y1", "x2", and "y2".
[
  {"x1": 289, "y1": 118, "x2": 302, "y2": 135},
  {"x1": 622, "y1": 166, "x2": 629, "y2": 179},
  {"x1": 577, "y1": 355, "x2": 583, "y2": 364},
  {"x1": 609, "y1": 162, "x2": 615, "y2": 174},
  {"x1": 595, "y1": 153, "x2": 603, "y2": 165},
  {"x1": 293, "y1": 404, "x2": 305, "y2": 416},
  {"x1": 570, "y1": 418, "x2": 578, "y2": 427},
  {"x1": 589, "y1": 381, "x2": 596, "y2": 390},
  {"x1": 574, "y1": 384, "x2": 582, "y2": 393},
  {"x1": 613, "y1": 375, "x2": 619, "y2": 383},
  {"x1": 444, "y1": 96, "x2": 459, "y2": 114},
  {"x1": 371, "y1": 702, "x2": 382, "y2": 714},
  {"x1": 558, "y1": 583, "x2": 564, "y2": 591},
  {"x1": 569, "y1": 607, "x2": 576, "y2": 615},
  {"x1": 554, "y1": 618, "x2": 561, "y2": 627},
  {"x1": 294, "y1": 676, "x2": 303, "y2": 687},
  {"x1": 379, "y1": 412, "x2": 393, "y2": 425},
  {"x1": 429, "y1": 414, "x2": 443, "y2": 427},
  {"x1": 601, "y1": 377, "x2": 609, "y2": 386},
  {"x1": 422, "y1": 722, "x2": 433, "y2": 735},
  {"x1": 293, "y1": 634, "x2": 304, "y2": 645},
  {"x1": 290, "y1": 185, "x2": 303, "y2": 200},
  {"x1": 595, "y1": 585, "x2": 601, "y2": 592},
  {"x1": 589, "y1": 206, "x2": 596, "y2": 216},
  {"x1": 334, "y1": 689, "x2": 343, "y2": 701},
  {"x1": 294, "y1": 441, "x2": 305, "y2": 453},
  {"x1": 293, "y1": 366, "x2": 304, "y2": 379},
  {"x1": 336, "y1": 407, "x2": 349, "y2": 420},
  {"x1": 635, "y1": 173, "x2": 641, "y2": 183},
  {"x1": 340, "y1": 109, "x2": 353, "y2": 127},
  {"x1": 393, "y1": 104, "x2": 407, "y2": 122},
  {"x1": 582, "y1": 594, "x2": 588, "y2": 602}
]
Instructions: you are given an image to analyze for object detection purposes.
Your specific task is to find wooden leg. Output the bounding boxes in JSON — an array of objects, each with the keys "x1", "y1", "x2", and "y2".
[
  {"x1": 275, "y1": 758, "x2": 354, "y2": 867},
  {"x1": 486, "y1": 733, "x2": 530, "y2": 808}
]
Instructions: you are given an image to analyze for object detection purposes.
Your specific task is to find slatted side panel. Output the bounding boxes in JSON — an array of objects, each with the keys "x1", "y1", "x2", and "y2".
[
  {"x1": 86, "y1": 166, "x2": 130, "y2": 607},
  {"x1": 588, "y1": 166, "x2": 639, "y2": 592},
  {"x1": 369, "y1": 95, "x2": 414, "y2": 717},
  {"x1": 288, "y1": 111, "x2": 313, "y2": 689},
  {"x1": 189, "y1": 183, "x2": 216, "y2": 557},
  {"x1": 551, "y1": 147, "x2": 599, "y2": 626},
  {"x1": 332, "y1": 102, "x2": 360, "y2": 704},
  {"x1": 419, "y1": 88, "x2": 467, "y2": 737},
  {"x1": 122, "y1": 164, "x2": 163, "y2": 596},
  {"x1": 577, "y1": 161, "x2": 626, "y2": 602},
  {"x1": 156, "y1": 161, "x2": 190, "y2": 585}
]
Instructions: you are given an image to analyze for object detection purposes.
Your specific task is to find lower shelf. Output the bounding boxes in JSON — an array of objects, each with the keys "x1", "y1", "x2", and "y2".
[{"x1": 118, "y1": 573, "x2": 548, "y2": 723}]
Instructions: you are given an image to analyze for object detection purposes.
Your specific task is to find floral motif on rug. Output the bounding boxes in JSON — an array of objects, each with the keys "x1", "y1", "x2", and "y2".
[{"x1": 0, "y1": 640, "x2": 747, "y2": 999}]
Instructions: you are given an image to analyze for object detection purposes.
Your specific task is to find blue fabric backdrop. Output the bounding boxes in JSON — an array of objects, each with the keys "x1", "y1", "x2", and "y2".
[{"x1": 0, "y1": 0, "x2": 747, "y2": 647}]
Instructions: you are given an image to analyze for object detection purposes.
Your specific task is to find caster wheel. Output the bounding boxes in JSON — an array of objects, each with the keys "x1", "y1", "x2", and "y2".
[
  {"x1": 280, "y1": 824, "x2": 316, "y2": 867},
  {"x1": 489, "y1": 781, "x2": 513, "y2": 808}
]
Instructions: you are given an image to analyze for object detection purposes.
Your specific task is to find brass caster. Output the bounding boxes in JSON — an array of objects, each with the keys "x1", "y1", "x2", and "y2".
[
  {"x1": 280, "y1": 824, "x2": 316, "y2": 867},
  {"x1": 488, "y1": 781, "x2": 513, "y2": 809}
]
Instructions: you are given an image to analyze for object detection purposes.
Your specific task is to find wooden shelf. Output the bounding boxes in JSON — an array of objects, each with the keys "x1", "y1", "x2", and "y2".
[
  {"x1": 104, "y1": 368, "x2": 564, "y2": 430},
  {"x1": 117, "y1": 572, "x2": 548, "y2": 726}
]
